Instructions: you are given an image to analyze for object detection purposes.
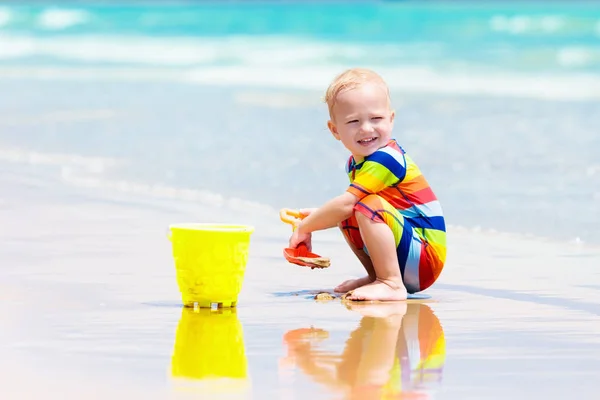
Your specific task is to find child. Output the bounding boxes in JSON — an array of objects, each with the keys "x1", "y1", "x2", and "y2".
[{"x1": 288, "y1": 68, "x2": 447, "y2": 301}]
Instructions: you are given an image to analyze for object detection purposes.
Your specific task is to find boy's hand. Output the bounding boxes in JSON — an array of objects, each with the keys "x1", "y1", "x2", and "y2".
[
  {"x1": 286, "y1": 208, "x2": 316, "y2": 250},
  {"x1": 289, "y1": 227, "x2": 312, "y2": 251},
  {"x1": 298, "y1": 208, "x2": 317, "y2": 217}
]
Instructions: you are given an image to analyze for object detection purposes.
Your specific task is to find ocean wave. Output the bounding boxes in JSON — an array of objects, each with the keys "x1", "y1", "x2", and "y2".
[
  {"x1": 184, "y1": 65, "x2": 600, "y2": 101},
  {"x1": 0, "y1": 145, "x2": 276, "y2": 216},
  {"x1": 489, "y1": 15, "x2": 566, "y2": 34},
  {"x1": 0, "y1": 7, "x2": 11, "y2": 28},
  {"x1": 60, "y1": 171, "x2": 277, "y2": 216},
  {"x1": 1, "y1": 33, "x2": 599, "y2": 76},
  {"x1": 2, "y1": 141, "x2": 592, "y2": 245},
  {"x1": 488, "y1": 14, "x2": 600, "y2": 38},
  {"x1": 0, "y1": 35, "x2": 381, "y2": 67},
  {"x1": 1, "y1": 146, "x2": 590, "y2": 246},
  {"x1": 556, "y1": 46, "x2": 600, "y2": 67},
  {"x1": 38, "y1": 8, "x2": 89, "y2": 30},
  {"x1": 0, "y1": 146, "x2": 120, "y2": 174},
  {"x1": 1, "y1": 65, "x2": 600, "y2": 101}
]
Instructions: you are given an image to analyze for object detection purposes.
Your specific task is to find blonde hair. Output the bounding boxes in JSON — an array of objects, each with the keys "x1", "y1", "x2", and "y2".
[{"x1": 324, "y1": 68, "x2": 391, "y2": 118}]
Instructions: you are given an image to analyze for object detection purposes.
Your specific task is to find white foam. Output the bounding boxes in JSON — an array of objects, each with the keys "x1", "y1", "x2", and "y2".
[
  {"x1": 0, "y1": 33, "x2": 598, "y2": 100},
  {"x1": 185, "y1": 65, "x2": 600, "y2": 101},
  {"x1": 38, "y1": 8, "x2": 89, "y2": 30},
  {"x1": 59, "y1": 170, "x2": 277, "y2": 216},
  {"x1": 489, "y1": 14, "x2": 566, "y2": 34},
  {"x1": 556, "y1": 46, "x2": 596, "y2": 67},
  {"x1": 0, "y1": 37, "x2": 34, "y2": 58},
  {"x1": 2, "y1": 64, "x2": 600, "y2": 101},
  {"x1": 0, "y1": 145, "x2": 276, "y2": 216},
  {"x1": 1, "y1": 32, "x2": 597, "y2": 76},
  {"x1": 0, "y1": 35, "x2": 218, "y2": 64},
  {"x1": 0, "y1": 146, "x2": 119, "y2": 173},
  {"x1": 1, "y1": 146, "x2": 595, "y2": 248},
  {"x1": 0, "y1": 35, "x2": 356, "y2": 66},
  {"x1": 0, "y1": 7, "x2": 11, "y2": 28},
  {"x1": 539, "y1": 16, "x2": 565, "y2": 33}
]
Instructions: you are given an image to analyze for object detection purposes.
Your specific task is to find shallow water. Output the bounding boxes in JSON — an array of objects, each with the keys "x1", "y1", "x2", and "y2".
[{"x1": 1, "y1": 79, "x2": 599, "y2": 244}]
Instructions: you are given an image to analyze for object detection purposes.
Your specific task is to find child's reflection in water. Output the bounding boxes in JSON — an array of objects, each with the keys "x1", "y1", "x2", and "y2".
[{"x1": 282, "y1": 302, "x2": 446, "y2": 399}]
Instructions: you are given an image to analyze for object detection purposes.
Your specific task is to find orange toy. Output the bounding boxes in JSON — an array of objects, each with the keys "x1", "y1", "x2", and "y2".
[{"x1": 279, "y1": 208, "x2": 331, "y2": 269}]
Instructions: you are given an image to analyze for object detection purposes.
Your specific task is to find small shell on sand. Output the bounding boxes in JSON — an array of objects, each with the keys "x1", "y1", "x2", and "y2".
[{"x1": 314, "y1": 292, "x2": 336, "y2": 301}]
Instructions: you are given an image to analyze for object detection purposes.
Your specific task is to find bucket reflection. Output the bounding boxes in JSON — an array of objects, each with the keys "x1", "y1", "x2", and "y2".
[
  {"x1": 170, "y1": 307, "x2": 250, "y2": 398},
  {"x1": 281, "y1": 302, "x2": 446, "y2": 399}
]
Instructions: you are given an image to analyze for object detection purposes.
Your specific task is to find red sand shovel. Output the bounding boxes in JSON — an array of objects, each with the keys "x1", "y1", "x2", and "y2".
[{"x1": 279, "y1": 208, "x2": 331, "y2": 269}]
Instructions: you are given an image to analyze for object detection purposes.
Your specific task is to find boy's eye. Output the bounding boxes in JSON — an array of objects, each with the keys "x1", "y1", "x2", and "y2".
[
  {"x1": 346, "y1": 119, "x2": 359, "y2": 124},
  {"x1": 371, "y1": 117, "x2": 383, "y2": 120}
]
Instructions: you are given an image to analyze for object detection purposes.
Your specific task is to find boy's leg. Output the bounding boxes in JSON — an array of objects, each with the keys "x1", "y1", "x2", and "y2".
[
  {"x1": 338, "y1": 194, "x2": 442, "y2": 301},
  {"x1": 346, "y1": 211, "x2": 407, "y2": 301},
  {"x1": 345, "y1": 193, "x2": 433, "y2": 301},
  {"x1": 335, "y1": 217, "x2": 376, "y2": 293}
]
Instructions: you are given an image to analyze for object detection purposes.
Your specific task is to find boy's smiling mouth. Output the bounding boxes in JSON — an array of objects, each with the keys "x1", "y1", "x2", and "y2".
[{"x1": 358, "y1": 137, "x2": 377, "y2": 145}]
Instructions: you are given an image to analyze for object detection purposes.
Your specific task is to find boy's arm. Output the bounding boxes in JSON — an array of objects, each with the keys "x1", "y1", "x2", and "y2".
[
  {"x1": 295, "y1": 148, "x2": 406, "y2": 238},
  {"x1": 297, "y1": 192, "x2": 358, "y2": 235}
]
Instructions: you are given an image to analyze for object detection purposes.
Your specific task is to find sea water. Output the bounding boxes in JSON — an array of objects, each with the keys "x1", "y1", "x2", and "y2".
[{"x1": 1, "y1": 1, "x2": 599, "y2": 243}]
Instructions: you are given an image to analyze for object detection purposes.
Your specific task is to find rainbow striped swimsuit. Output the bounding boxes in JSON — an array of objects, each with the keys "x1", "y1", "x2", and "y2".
[{"x1": 342, "y1": 139, "x2": 447, "y2": 293}]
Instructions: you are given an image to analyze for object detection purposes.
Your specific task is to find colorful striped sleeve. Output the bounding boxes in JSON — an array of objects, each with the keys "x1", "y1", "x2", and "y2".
[{"x1": 347, "y1": 147, "x2": 407, "y2": 199}]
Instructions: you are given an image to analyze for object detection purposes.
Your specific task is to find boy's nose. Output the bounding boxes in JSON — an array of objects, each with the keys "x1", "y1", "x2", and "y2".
[{"x1": 360, "y1": 122, "x2": 375, "y2": 133}]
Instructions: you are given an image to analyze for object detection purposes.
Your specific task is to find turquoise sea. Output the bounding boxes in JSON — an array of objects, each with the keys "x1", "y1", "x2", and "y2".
[
  {"x1": 2, "y1": 2, "x2": 600, "y2": 74},
  {"x1": 1, "y1": 1, "x2": 599, "y2": 243}
]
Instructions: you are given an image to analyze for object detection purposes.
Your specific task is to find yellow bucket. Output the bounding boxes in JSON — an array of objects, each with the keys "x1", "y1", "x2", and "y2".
[{"x1": 168, "y1": 223, "x2": 254, "y2": 308}]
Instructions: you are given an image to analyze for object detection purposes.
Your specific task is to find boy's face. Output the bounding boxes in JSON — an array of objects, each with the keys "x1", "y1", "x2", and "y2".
[{"x1": 327, "y1": 82, "x2": 395, "y2": 160}]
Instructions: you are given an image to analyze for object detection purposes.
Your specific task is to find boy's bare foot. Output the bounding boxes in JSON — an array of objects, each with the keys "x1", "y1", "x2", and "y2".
[
  {"x1": 344, "y1": 279, "x2": 407, "y2": 302},
  {"x1": 334, "y1": 275, "x2": 374, "y2": 293}
]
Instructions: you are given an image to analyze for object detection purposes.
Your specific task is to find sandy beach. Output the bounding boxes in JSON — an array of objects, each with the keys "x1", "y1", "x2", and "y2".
[
  {"x1": 1, "y1": 162, "x2": 599, "y2": 400},
  {"x1": 2, "y1": 2, "x2": 600, "y2": 398}
]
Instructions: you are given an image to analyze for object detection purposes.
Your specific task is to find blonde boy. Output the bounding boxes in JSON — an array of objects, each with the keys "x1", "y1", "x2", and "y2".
[{"x1": 289, "y1": 68, "x2": 447, "y2": 301}]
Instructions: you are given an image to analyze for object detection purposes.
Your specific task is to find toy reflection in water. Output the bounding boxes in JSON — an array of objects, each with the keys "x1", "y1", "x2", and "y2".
[
  {"x1": 281, "y1": 302, "x2": 446, "y2": 400},
  {"x1": 170, "y1": 307, "x2": 250, "y2": 399}
]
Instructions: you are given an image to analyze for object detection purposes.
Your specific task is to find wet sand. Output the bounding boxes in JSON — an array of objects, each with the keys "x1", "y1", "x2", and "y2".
[{"x1": 1, "y1": 165, "x2": 600, "y2": 400}]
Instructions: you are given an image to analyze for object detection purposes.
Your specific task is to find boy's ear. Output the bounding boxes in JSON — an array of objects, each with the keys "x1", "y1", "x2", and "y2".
[
  {"x1": 327, "y1": 120, "x2": 340, "y2": 140},
  {"x1": 390, "y1": 109, "x2": 396, "y2": 123}
]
